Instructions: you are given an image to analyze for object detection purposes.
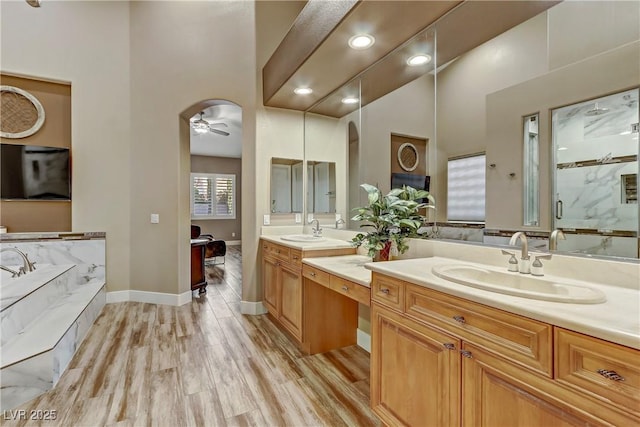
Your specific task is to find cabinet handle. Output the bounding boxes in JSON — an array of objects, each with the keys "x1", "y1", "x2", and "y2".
[
  {"x1": 310, "y1": 272, "x2": 316, "y2": 277},
  {"x1": 453, "y1": 315, "x2": 466, "y2": 324},
  {"x1": 277, "y1": 249, "x2": 281, "y2": 254},
  {"x1": 342, "y1": 286, "x2": 349, "y2": 292},
  {"x1": 597, "y1": 369, "x2": 625, "y2": 381},
  {"x1": 443, "y1": 343, "x2": 456, "y2": 350},
  {"x1": 380, "y1": 288, "x2": 390, "y2": 294},
  {"x1": 293, "y1": 256, "x2": 299, "y2": 260},
  {"x1": 460, "y1": 350, "x2": 473, "y2": 359}
]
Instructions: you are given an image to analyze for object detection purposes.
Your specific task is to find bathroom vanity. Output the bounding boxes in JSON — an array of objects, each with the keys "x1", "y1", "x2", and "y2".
[
  {"x1": 366, "y1": 257, "x2": 640, "y2": 427},
  {"x1": 260, "y1": 236, "x2": 355, "y2": 344}
]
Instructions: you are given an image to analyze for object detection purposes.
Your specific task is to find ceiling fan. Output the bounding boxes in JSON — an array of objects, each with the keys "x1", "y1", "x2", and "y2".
[{"x1": 191, "y1": 112, "x2": 230, "y2": 136}]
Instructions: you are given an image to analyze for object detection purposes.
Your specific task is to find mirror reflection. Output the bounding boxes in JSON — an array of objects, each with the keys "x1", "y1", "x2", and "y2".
[
  {"x1": 270, "y1": 157, "x2": 303, "y2": 214},
  {"x1": 307, "y1": 161, "x2": 336, "y2": 214},
  {"x1": 305, "y1": 1, "x2": 639, "y2": 259}
]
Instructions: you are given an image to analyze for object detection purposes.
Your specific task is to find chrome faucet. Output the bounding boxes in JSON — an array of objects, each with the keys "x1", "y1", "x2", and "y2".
[
  {"x1": 309, "y1": 219, "x2": 322, "y2": 237},
  {"x1": 508, "y1": 232, "x2": 530, "y2": 274},
  {"x1": 549, "y1": 229, "x2": 566, "y2": 251},
  {"x1": 335, "y1": 218, "x2": 346, "y2": 229},
  {"x1": 0, "y1": 247, "x2": 36, "y2": 274}
]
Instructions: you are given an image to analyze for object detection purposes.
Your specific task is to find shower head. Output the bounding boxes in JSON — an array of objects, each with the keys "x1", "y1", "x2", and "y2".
[{"x1": 585, "y1": 102, "x2": 609, "y2": 116}]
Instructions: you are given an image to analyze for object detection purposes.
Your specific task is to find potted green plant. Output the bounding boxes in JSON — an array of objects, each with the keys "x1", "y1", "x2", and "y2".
[{"x1": 351, "y1": 183, "x2": 434, "y2": 261}]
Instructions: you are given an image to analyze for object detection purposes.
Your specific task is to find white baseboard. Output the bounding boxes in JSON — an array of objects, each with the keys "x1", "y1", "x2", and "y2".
[
  {"x1": 107, "y1": 290, "x2": 192, "y2": 306},
  {"x1": 226, "y1": 240, "x2": 241, "y2": 246},
  {"x1": 357, "y1": 328, "x2": 371, "y2": 353},
  {"x1": 241, "y1": 300, "x2": 268, "y2": 315}
]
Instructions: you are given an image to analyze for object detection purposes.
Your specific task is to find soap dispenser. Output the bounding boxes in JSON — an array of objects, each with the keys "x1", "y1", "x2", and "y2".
[{"x1": 501, "y1": 250, "x2": 519, "y2": 272}]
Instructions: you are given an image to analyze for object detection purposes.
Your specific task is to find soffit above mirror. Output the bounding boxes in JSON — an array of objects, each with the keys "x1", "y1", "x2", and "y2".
[
  {"x1": 263, "y1": 0, "x2": 561, "y2": 118},
  {"x1": 263, "y1": 0, "x2": 462, "y2": 111}
]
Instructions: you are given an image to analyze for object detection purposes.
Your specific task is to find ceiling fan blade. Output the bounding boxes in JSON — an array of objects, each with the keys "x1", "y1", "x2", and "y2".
[
  {"x1": 209, "y1": 122, "x2": 228, "y2": 128},
  {"x1": 209, "y1": 128, "x2": 230, "y2": 136}
]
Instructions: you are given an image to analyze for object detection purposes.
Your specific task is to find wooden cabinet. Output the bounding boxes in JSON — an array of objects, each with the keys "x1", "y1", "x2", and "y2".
[
  {"x1": 260, "y1": 238, "x2": 355, "y2": 346},
  {"x1": 371, "y1": 304, "x2": 460, "y2": 427},
  {"x1": 370, "y1": 272, "x2": 640, "y2": 427},
  {"x1": 261, "y1": 242, "x2": 302, "y2": 341}
]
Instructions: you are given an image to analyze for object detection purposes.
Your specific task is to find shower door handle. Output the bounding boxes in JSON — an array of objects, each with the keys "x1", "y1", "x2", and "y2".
[{"x1": 555, "y1": 200, "x2": 563, "y2": 220}]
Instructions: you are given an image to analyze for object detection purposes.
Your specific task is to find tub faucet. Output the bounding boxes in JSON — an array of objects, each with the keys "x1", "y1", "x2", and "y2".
[
  {"x1": 309, "y1": 219, "x2": 322, "y2": 237},
  {"x1": 0, "y1": 247, "x2": 36, "y2": 274},
  {"x1": 549, "y1": 229, "x2": 566, "y2": 251},
  {"x1": 1, "y1": 265, "x2": 22, "y2": 278},
  {"x1": 509, "y1": 232, "x2": 530, "y2": 274}
]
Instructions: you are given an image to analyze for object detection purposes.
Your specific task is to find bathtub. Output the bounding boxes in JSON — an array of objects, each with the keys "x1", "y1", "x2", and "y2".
[{"x1": 0, "y1": 264, "x2": 75, "y2": 312}]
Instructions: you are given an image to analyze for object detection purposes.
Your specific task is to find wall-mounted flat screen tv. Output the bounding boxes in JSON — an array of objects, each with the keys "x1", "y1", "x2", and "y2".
[
  {"x1": 1, "y1": 144, "x2": 71, "y2": 200},
  {"x1": 391, "y1": 173, "x2": 430, "y2": 203}
]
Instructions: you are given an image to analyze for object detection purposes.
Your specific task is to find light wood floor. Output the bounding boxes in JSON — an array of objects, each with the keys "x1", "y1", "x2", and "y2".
[{"x1": 1, "y1": 246, "x2": 380, "y2": 427}]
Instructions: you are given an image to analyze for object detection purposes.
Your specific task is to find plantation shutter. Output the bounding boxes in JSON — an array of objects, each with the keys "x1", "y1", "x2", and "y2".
[{"x1": 191, "y1": 173, "x2": 236, "y2": 219}]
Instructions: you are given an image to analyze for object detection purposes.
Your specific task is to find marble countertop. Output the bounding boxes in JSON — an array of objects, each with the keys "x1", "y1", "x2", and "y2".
[
  {"x1": 366, "y1": 256, "x2": 640, "y2": 350},
  {"x1": 260, "y1": 234, "x2": 354, "y2": 251},
  {"x1": 303, "y1": 255, "x2": 373, "y2": 287},
  {"x1": 0, "y1": 231, "x2": 105, "y2": 242}
]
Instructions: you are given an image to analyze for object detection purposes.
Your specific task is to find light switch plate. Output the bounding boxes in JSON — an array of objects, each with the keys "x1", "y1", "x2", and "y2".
[
  {"x1": 263, "y1": 214, "x2": 270, "y2": 225},
  {"x1": 295, "y1": 213, "x2": 302, "y2": 223},
  {"x1": 150, "y1": 213, "x2": 159, "y2": 224}
]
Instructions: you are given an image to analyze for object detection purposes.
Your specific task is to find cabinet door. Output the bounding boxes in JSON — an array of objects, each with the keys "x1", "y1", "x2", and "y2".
[
  {"x1": 279, "y1": 263, "x2": 303, "y2": 341},
  {"x1": 262, "y1": 256, "x2": 280, "y2": 316},
  {"x1": 462, "y1": 343, "x2": 627, "y2": 427},
  {"x1": 371, "y1": 303, "x2": 460, "y2": 427}
]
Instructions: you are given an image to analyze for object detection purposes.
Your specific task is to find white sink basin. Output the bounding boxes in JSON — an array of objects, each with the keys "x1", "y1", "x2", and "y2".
[
  {"x1": 431, "y1": 264, "x2": 606, "y2": 304},
  {"x1": 280, "y1": 234, "x2": 327, "y2": 243}
]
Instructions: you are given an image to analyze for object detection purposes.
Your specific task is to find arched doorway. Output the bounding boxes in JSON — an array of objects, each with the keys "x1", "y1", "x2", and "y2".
[{"x1": 180, "y1": 99, "x2": 243, "y2": 298}]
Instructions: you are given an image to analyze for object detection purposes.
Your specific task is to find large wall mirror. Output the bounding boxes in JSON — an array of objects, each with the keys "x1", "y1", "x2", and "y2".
[{"x1": 303, "y1": 1, "x2": 639, "y2": 260}]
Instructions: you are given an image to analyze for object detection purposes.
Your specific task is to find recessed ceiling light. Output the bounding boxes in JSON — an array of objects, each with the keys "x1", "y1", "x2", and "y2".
[
  {"x1": 407, "y1": 54, "x2": 432, "y2": 66},
  {"x1": 294, "y1": 87, "x2": 313, "y2": 95},
  {"x1": 348, "y1": 34, "x2": 375, "y2": 50},
  {"x1": 341, "y1": 97, "x2": 359, "y2": 105}
]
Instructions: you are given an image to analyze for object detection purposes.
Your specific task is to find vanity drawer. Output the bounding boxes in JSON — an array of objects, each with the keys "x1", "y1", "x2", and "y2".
[
  {"x1": 405, "y1": 283, "x2": 552, "y2": 376},
  {"x1": 290, "y1": 249, "x2": 302, "y2": 267},
  {"x1": 371, "y1": 273, "x2": 405, "y2": 312},
  {"x1": 302, "y1": 264, "x2": 331, "y2": 288},
  {"x1": 269, "y1": 242, "x2": 290, "y2": 262},
  {"x1": 330, "y1": 276, "x2": 370, "y2": 306},
  {"x1": 555, "y1": 328, "x2": 640, "y2": 415}
]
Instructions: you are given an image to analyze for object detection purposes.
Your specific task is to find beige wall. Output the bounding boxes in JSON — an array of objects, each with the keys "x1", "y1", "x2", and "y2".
[
  {"x1": 191, "y1": 155, "x2": 242, "y2": 241},
  {"x1": 1, "y1": 1, "x2": 132, "y2": 292},
  {"x1": 128, "y1": 1, "x2": 256, "y2": 296},
  {"x1": 0, "y1": 73, "x2": 72, "y2": 232}
]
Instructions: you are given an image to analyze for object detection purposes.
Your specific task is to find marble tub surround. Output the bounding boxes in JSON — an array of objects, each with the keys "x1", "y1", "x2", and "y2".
[
  {"x1": 366, "y1": 256, "x2": 640, "y2": 350},
  {"x1": 0, "y1": 237, "x2": 106, "y2": 288},
  {"x1": 0, "y1": 264, "x2": 74, "y2": 311},
  {"x1": 302, "y1": 255, "x2": 372, "y2": 287},
  {"x1": 0, "y1": 234, "x2": 106, "y2": 410},
  {"x1": 1, "y1": 265, "x2": 77, "y2": 346},
  {"x1": 0, "y1": 286, "x2": 105, "y2": 411}
]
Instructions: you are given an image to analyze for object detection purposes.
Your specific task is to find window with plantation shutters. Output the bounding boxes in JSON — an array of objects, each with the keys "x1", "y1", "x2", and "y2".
[{"x1": 191, "y1": 173, "x2": 236, "y2": 220}]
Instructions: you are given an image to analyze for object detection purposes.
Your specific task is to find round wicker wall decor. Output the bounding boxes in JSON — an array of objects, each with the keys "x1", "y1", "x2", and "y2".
[
  {"x1": 397, "y1": 142, "x2": 419, "y2": 171},
  {"x1": 0, "y1": 85, "x2": 46, "y2": 139}
]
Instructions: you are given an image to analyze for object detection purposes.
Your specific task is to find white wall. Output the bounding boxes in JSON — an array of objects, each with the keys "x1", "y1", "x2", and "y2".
[{"x1": 1, "y1": 0, "x2": 132, "y2": 292}]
